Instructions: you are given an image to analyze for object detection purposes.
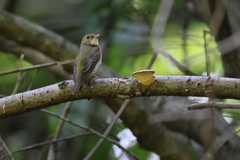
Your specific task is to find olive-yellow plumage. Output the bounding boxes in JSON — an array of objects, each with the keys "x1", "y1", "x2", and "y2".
[{"x1": 72, "y1": 33, "x2": 102, "y2": 94}]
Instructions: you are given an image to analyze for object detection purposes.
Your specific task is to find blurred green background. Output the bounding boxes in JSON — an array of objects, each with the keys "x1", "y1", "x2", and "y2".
[{"x1": 0, "y1": 0, "x2": 234, "y2": 160}]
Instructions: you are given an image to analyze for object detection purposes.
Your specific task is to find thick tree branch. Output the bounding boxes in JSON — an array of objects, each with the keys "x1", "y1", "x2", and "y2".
[
  {"x1": 1, "y1": 75, "x2": 240, "y2": 119},
  {"x1": 1, "y1": 9, "x2": 239, "y2": 160},
  {"x1": 0, "y1": 10, "x2": 77, "y2": 73},
  {"x1": 4, "y1": 75, "x2": 226, "y2": 159}
]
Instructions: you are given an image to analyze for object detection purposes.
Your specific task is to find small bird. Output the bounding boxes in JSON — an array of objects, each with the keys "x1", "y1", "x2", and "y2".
[{"x1": 72, "y1": 33, "x2": 102, "y2": 94}]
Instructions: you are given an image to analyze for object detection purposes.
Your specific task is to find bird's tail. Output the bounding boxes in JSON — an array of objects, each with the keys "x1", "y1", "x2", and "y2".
[
  {"x1": 72, "y1": 83, "x2": 79, "y2": 94},
  {"x1": 72, "y1": 75, "x2": 82, "y2": 94}
]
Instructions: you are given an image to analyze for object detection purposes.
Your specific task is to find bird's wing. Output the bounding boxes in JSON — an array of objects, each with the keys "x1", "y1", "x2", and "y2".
[
  {"x1": 72, "y1": 58, "x2": 82, "y2": 94},
  {"x1": 73, "y1": 59, "x2": 77, "y2": 83},
  {"x1": 81, "y1": 46, "x2": 102, "y2": 82}
]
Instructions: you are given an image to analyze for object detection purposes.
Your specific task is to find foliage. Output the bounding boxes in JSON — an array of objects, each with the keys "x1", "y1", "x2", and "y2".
[{"x1": 1, "y1": 0, "x2": 240, "y2": 160}]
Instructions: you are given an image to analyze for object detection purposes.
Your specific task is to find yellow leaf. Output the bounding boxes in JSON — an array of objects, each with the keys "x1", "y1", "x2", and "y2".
[{"x1": 132, "y1": 70, "x2": 155, "y2": 86}]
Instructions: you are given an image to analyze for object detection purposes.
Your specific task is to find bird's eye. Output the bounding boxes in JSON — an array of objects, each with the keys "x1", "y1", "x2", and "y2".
[{"x1": 86, "y1": 36, "x2": 89, "y2": 39}]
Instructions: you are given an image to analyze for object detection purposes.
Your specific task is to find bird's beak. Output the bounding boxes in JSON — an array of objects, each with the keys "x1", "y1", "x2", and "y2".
[
  {"x1": 95, "y1": 34, "x2": 100, "y2": 38},
  {"x1": 90, "y1": 34, "x2": 100, "y2": 46}
]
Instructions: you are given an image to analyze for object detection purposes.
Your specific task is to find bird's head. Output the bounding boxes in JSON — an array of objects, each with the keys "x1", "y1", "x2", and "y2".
[{"x1": 82, "y1": 33, "x2": 100, "y2": 46}]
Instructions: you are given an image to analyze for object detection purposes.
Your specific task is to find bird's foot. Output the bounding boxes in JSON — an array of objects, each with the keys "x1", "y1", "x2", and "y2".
[{"x1": 93, "y1": 75, "x2": 99, "y2": 79}]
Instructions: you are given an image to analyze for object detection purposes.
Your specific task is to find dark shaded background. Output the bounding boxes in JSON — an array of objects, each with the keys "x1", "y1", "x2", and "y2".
[{"x1": 1, "y1": 0, "x2": 240, "y2": 160}]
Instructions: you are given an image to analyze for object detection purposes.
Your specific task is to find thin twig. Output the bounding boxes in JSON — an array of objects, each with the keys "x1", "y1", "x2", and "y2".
[
  {"x1": 47, "y1": 101, "x2": 73, "y2": 160},
  {"x1": 159, "y1": 49, "x2": 197, "y2": 75},
  {"x1": 200, "y1": 124, "x2": 236, "y2": 160},
  {"x1": 203, "y1": 30, "x2": 211, "y2": 76},
  {"x1": 203, "y1": 29, "x2": 215, "y2": 158},
  {"x1": 40, "y1": 109, "x2": 139, "y2": 160},
  {"x1": 0, "y1": 133, "x2": 91, "y2": 160},
  {"x1": 12, "y1": 54, "x2": 25, "y2": 95},
  {"x1": 146, "y1": 51, "x2": 158, "y2": 69},
  {"x1": 0, "y1": 136, "x2": 14, "y2": 160},
  {"x1": 186, "y1": 102, "x2": 240, "y2": 110},
  {"x1": 83, "y1": 99, "x2": 133, "y2": 160},
  {"x1": 27, "y1": 69, "x2": 40, "y2": 91},
  {"x1": 150, "y1": 0, "x2": 196, "y2": 75},
  {"x1": 0, "y1": 60, "x2": 74, "y2": 76}
]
